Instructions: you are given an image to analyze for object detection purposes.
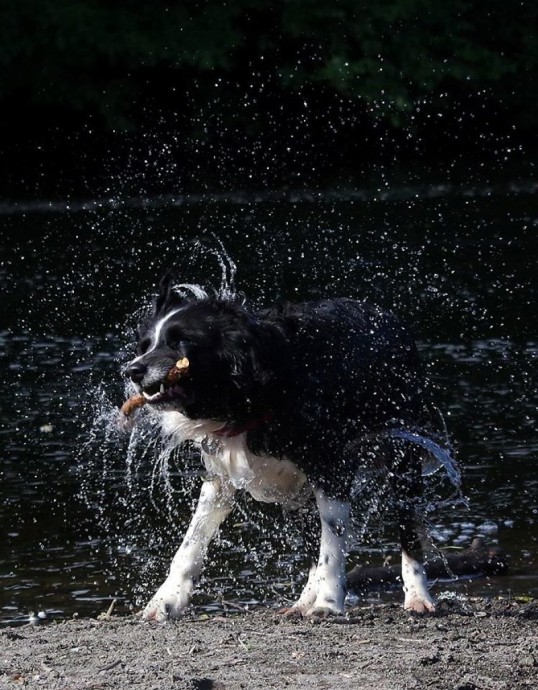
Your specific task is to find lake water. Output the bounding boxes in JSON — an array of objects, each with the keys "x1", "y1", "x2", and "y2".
[{"x1": 0, "y1": 185, "x2": 536, "y2": 625}]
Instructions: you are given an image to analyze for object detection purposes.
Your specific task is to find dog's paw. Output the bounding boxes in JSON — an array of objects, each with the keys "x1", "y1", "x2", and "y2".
[
  {"x1": 277, "y1": 605, "x2": 307, "y2": 619},
  {"x1": 142, "y1": 595, "x2": 187, "y2": 622},
  {"x1": 404, "y1": 593, "x2": 436, "y2": 614},
  {"x1": 305, "y1": 600, "x2": 344, "y2": 618},
  {"x1": 141, "y1": 579, "x2": 193, "y2": 622}
]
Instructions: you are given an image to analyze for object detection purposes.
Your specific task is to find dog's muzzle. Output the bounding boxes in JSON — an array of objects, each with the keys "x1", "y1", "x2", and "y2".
[
  {"x1": 125, "y1": 360, "x2": 147, "y2": 384},
  {"x1": 124, "y1": 358, "x2": 191, "y2": 406}
]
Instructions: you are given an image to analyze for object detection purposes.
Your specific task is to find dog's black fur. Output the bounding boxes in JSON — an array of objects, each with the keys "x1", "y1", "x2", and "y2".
[{"x1": 126, "y1": 276, "x2": 438, "y2": 619}]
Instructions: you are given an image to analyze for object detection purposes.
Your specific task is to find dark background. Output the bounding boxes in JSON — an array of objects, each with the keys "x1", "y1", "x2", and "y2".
[{"x1": 0, "y1": 0, "x2": 536, "y2": 200}]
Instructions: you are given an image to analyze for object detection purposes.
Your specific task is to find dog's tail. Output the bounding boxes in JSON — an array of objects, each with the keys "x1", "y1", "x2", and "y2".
[{"x1": 384, "y1": 428, "x2": 461, "y2": 489}]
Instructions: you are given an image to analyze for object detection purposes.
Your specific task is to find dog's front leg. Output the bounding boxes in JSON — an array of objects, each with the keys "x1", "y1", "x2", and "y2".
[
  {"x1": 306, "y1": 487, "x2": 350, "y2": 618},
  {"x1": 142, "y1": 477, "x2": 235, "y2": 621}
]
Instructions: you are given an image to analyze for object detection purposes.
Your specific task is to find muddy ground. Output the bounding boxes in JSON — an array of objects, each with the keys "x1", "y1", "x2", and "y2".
[{"x1": 1, "y1": 598, "x2": 537, "y2": 690}]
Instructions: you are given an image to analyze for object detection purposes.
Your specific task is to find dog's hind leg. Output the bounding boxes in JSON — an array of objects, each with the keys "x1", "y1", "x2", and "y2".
[
  {"x1": 401, "y1": 543, "x2": 435, "y2": 613},
  {"x1": 142, "y1": 477, "x2": 235, "y2": 621},
  {"x1": 392, "y1": 446, "x2": 436, "y2": 614}
]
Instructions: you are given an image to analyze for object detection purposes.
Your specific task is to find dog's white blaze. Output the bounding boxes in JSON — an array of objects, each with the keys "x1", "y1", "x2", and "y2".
[
  {"x1": 142, "y1": 477, "x2": 235, "y2": 621},
  {"x1": 129, "y1": 307, "x2": 186, "y2": 366},
  {"x1": 308, "y1": 488, "x2": 350, "y2": 615},
  {"x1": 401, "y1": 550, "x2": 436, "y2": 613}
]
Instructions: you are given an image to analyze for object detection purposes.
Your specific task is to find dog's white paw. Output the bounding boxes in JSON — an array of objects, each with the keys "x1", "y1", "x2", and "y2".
[
  {"x1": 306, "y1": 603, "x2": 344, "y2": 618},
  {"x1": 404, "y1": 593, "x2": 436, "y2": 614},
  {"x1": 401, "y1": 553, "x2": 436, "y2": 614},
  {"x1": 305, "y1": 593, "x2": 345, "y2": 618},
  {"x1": 141, "y1": 578, "x2": 193, "y2": 622}
]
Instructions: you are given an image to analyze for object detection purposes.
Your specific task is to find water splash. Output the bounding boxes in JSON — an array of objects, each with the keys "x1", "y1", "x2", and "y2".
[
  {"x1": 385, "y1": 429, "x2": 461, "y2": 488},
  {"x1": 79, "y1": 245, "x2": 467, "y2": 612},
  {"x1": 173, "y1": 237, "x2": 237, "y2": 300}
]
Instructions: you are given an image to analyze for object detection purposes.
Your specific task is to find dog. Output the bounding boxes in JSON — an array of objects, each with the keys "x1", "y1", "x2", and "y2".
[{"x1": 123, "y1": 275, "x2": 444, "y2": 621}]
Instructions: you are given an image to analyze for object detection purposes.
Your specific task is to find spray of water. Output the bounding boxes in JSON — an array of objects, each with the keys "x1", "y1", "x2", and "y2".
[
  {"x1": 78, "y1": 243, "x2": 469, "y2": 612},
  {"x1": 172, "y1": 236, "x2": 238, "y2": 302}
]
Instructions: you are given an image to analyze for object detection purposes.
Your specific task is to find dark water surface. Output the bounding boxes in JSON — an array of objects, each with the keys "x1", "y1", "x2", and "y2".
[{"x1": 0, "y1": 188, "x2": 536, "y2": 625}]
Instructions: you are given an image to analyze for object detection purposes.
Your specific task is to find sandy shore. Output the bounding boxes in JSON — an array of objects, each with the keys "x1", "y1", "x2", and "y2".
[{"x1": 1, "y1": 598, "x2": 537, "y2": 690}]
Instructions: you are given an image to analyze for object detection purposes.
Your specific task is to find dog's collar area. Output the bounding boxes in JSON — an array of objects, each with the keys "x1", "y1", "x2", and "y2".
[{"x1": 214, "y1": 412, "x2": 273, "y2": 438}]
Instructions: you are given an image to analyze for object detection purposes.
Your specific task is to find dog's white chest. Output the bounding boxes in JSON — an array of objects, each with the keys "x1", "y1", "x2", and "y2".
[
  {"x1": 203, "y1": 434, "x2": 310, "y2": 509},
  {"x1": 160, "y1": 412, "x2": 311, "y2": 508}
]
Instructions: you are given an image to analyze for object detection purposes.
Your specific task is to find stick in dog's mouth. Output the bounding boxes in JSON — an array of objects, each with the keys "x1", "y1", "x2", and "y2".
[
  {"x1": 119, "y1": 357, "x2": 190, "y2": 418},
  {"x1": 165, "y1": 357, "x2": 190, "y2": 383}
]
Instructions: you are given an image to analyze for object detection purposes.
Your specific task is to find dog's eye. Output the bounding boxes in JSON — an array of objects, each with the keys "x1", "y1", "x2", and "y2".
[
  {"x1": 168, "y1": 337, "x2": 190, "y2": 351},
  {"x1": 137, "y1": 338, "x2": 152, "y2": 355},
  {"x1": 166, "y1": 326, "x2": 189, "y2": 350}
]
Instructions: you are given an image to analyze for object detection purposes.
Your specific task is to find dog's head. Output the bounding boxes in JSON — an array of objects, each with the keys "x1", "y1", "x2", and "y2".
[{"x1": 124, "y1": 275, "x2": 281, "y2": 423}]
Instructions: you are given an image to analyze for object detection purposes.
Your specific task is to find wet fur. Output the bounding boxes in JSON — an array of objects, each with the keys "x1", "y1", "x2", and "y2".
[{"x1": 125, "y1": 278, "x2": 437, "y2": 619}]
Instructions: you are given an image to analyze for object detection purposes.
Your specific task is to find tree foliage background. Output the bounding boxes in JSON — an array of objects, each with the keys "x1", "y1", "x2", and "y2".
[{"x1": 0, "y1": 0, "x2": 535, "y2": 195}]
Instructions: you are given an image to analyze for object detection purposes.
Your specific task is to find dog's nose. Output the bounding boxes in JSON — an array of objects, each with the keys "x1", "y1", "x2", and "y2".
[{"x1": 125, "y1": 361, "x2": 147, "y2": 384}]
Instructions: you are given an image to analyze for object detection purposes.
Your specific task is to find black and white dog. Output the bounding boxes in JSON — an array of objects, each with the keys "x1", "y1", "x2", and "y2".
[{"x1": 124, "y1": 275, "x2": 443, "y2": 621}]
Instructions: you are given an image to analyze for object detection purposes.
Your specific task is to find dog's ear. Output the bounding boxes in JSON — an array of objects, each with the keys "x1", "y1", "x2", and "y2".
[
  {"x1": 222, "y1": 316, "x2": 284, "y2": 388},
  {"x1": 155, "y1": 271, "x2": 181, "y2": 315}
]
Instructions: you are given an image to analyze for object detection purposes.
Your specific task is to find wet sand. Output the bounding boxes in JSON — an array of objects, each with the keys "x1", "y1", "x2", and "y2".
[{"x1": 1, "y1": 598, "x2": 537, "y2": 690}]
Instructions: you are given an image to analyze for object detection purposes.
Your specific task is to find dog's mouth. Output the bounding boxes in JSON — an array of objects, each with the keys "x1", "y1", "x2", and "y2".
[
  {"x1": 141, "y1": 380, "x2": 188, "y2": 405},
  {"x1": 140, "y1": 357, "x2": 191, "y2": 406}
]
